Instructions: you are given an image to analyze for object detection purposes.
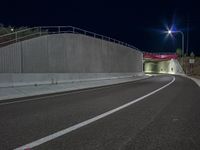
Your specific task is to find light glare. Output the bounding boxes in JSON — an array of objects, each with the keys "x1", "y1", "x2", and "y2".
[{"x1": 168, "y1": 30, "x2": 171, "y2": 34}]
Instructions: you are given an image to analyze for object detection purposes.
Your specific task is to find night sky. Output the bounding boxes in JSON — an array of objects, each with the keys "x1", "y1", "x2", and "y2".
[{"x1": 1, "y1": 0, "x2": 200, "y2": 55}]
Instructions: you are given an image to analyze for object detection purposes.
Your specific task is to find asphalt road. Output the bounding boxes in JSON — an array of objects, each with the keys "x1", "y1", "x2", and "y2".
[{"x1": 0, "y1": 75, "x2": 200, "y2": 150}]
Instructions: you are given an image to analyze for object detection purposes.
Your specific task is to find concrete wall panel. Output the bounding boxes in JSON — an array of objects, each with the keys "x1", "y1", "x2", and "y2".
[
  {"x1": 0, "y1": 43, "x2": 21, "y2": 73},
  {"x1": 22, "y1": 36, "x2": 49, "y2": 73},
  {"x1": 0, "y1": 33, "x2": 143, "y2": 74}
]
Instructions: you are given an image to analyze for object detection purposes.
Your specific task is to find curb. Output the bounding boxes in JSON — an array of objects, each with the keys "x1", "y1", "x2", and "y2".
[{"x1": 0, "y1": 76, "x2": 150, "y2": 102}]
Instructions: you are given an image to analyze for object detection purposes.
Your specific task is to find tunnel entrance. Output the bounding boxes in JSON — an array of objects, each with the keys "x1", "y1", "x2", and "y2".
[
  {"x1": 144, "y1": 59, "x2": 171, "y2": 74},
  {"x1": 143, "y1": 53, "x2": 184, "y2": 74}
]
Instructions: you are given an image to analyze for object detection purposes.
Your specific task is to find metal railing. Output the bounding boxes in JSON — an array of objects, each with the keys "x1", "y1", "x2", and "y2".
[
  {"x1": 143, "y1": 51, "x2": 177, "y2": 55},
  {"x1": 0, "y1": 26, "x2": 140, "y2": 50}
]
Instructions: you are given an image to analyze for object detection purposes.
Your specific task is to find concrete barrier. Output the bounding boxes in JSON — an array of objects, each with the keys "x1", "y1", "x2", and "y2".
[{"x1": 0, "y1": 73, "x2": 143, "y2": 88}]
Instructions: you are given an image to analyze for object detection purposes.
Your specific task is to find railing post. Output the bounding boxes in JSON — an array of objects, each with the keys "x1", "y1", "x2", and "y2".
[
  {"x1": 15, "y1": 32, "x2": 17, "y2": 42},
  {"x1": 39, "y1": 27, "x2": 42, "y2": 36},
  {"x1": 58, "y1": 26, "x2": 61, "y2": 34}
]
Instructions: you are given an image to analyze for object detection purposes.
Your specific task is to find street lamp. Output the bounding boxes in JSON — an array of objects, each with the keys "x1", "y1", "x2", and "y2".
[
  {"x1": 167, "y1": 29, "x2": 185, "y2": 72},
  {"x1": 167, "y1": 30, "x2": 184, "y2": 57}
]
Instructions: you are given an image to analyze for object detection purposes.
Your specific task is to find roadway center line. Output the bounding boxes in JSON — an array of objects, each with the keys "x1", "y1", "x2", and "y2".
[{"x1": 14, "y1": 76, "x2": 175, "y2": 150}]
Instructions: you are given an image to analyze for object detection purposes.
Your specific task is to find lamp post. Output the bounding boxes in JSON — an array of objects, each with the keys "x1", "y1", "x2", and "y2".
[
  {"x1": 167, "y1": 30, "x2": 185, "y2": 72},
  {"x1": 167, "y1": 30, "x2": 184, "y2": 57}
]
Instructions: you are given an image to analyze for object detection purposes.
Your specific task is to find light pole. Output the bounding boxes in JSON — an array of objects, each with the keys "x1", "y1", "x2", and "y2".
[
  {"x1": 167, "y1": 29, "x2": 185, "y2": 72},
  {"x1": 167, "y1": 30, "x2": 184, "y2": 57}
]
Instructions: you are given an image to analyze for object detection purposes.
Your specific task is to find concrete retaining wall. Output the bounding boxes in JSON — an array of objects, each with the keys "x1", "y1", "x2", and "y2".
[
  {"x1": 0, "y1": 33, "x2": 143, "y2": 87},
  {"x1": 0, "y1": 33, "x2": 143, "y2": 73}
]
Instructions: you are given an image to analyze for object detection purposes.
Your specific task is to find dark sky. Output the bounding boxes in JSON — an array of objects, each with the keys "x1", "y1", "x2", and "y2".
[{"x1": 1, "y1": 0, "x2": 200, "y2": 55}]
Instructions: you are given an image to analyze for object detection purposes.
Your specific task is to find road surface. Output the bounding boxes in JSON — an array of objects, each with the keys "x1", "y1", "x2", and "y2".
[{"x1": 0, "y1": 75, "x2": 199, "y2": 150}]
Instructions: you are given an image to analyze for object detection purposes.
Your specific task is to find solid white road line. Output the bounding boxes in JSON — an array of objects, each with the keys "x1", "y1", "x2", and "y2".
[{"x1": 14, "y1": 76, "x2": 175, "y2": 150}]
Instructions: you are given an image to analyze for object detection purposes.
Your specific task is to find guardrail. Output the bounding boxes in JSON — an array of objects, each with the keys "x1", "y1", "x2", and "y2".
[{"x1": 0, "y1": 26, "x2": 140, "y2": 50}]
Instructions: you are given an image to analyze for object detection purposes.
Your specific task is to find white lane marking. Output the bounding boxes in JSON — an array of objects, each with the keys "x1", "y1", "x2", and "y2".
[
  {"x1": 0, "y1": 77, "x2": 150, "y2": 106},
  {"x1": 14, "y1": 76, "x2": 175, "y2": 150}
]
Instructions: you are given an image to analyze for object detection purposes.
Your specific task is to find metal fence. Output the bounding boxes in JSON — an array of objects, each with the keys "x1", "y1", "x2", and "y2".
[{"x1": 0, "y1": 26, "x2": 140, "y2": 50}]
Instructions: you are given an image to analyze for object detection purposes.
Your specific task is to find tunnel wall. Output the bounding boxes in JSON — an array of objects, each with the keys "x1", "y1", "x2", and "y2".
[
  {"x1": 0, "y1": 33, "x2": 143, "y2": 73},
  {"x1": 144, "y1": 59, "x2": 184, "y2": 74}
]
